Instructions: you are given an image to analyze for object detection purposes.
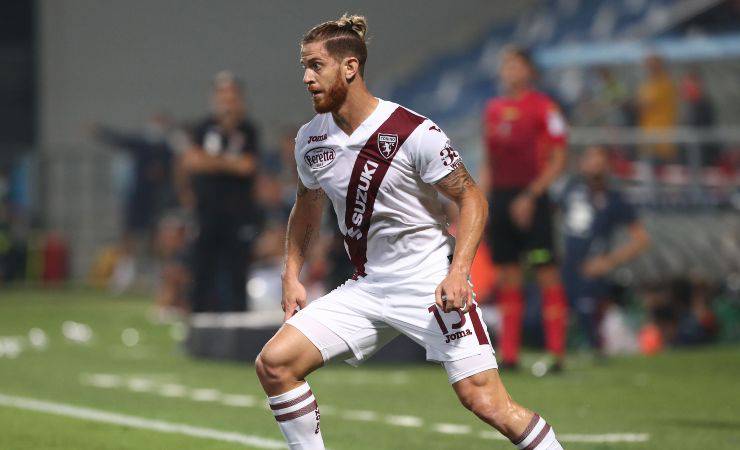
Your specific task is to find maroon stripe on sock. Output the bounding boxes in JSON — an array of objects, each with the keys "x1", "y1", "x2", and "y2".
[
  {"x1": 274, "y1": 399, "x2": 319, "y2": 422},
  {"x1": 270, "y1": 389, "x2": 313, "y2": 411},
  {"x1": 470, "y1": 304, "x2": 489, "y2": 345},
  {"x1": 512, "y1": 413, "x2": 540, "y2": 445},
  {"x1": 342, "y1": 106, "x2": 425, "y2": 277},
  {"x1": 523, "y1": 423, "x2": 551, "y2": 450}
]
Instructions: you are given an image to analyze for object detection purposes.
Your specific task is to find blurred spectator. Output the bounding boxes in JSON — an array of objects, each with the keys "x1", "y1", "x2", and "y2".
[
  {"x1": 90, "y1": 113, "x2": 177, "y2": 239},
  {"x1": 0, "y1": 168, "x2": 29, "y2": 285},
  {"x1": 153, "y1": 214, "x2": 191, "y2": 321},
  {"x1": 637, "y1": 54, "x2": 679, "y2": 161},
  {"x1": 641, "y1": 276, "x2": 720, "y2": 350},
  {"x1": 577, "y1": 67, "x2": 633, "y2": 127},
  {"x1": 181, "y1": 71, "x2": 262, "y2": 312},
  {"x1": 680, "y1": 69, "x2": 718, "y2": 166},
  {"x1": 89, "y1": 113, "x2": 177, "y2": 292},
  {"x1": 558, "y1": 146, "x2": 650, "y2": 353}
]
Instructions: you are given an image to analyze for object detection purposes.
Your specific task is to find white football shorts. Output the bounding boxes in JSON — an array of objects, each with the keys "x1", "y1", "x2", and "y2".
[{"x1": 286, "y1": 268, "x2": 497, "y2": 383}]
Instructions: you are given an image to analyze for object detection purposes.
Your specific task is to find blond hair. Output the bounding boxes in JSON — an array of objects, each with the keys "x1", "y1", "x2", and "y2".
[{"x1": 302, "y1": 14, "x2": 369, "y2": 76}]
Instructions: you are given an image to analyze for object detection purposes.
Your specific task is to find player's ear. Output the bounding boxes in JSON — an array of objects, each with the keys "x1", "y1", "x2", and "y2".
[{"x1": 343, "y1": 57, "x2": 360, "y2": 82}]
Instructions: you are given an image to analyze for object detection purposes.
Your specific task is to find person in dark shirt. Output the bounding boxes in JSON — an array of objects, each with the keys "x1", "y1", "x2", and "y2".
[
  {"x1": 181, "y1": 71, "x2": 261, "y2": 312},
  {"x1": 559, "y1": 146, "x2": 650, "y2": 352},
  {"x1": 91, "y1": 113, "x2": 176, "y2": 238}
]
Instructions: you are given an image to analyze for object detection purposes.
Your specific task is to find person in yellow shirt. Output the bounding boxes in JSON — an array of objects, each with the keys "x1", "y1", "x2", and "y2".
[{"x1": 638, "y1": 54, "x2": 678, "y2": 160}]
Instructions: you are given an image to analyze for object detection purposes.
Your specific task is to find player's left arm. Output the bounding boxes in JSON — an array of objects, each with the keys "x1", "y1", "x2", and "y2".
[{"x1": 433, "y1": 164, "x2": 488, "y2": 313}]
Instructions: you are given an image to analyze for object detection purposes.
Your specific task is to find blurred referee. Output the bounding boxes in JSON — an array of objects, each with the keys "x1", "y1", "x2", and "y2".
[
  {"x1": 481, "y1": 47, "x2": 569, "y2": 371},
  {"x1": 181, "y1": 71, "x2": 261, "y2": 312}
]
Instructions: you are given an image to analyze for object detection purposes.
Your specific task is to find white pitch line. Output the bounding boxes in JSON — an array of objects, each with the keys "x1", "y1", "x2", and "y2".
[
  {"x1": 385, "y1": 414, "x2": 423, "y2": 427},
  {"x1": 80, "y1": 374, "x2": 123, "y2": 389},
  {"x1": 0, "y1": 393, "x2": 286, "y2": 449},
  {"x1": 343, "y1": 409, "x2": 379, "y2": 421},
  {"x1": 158, "y1": 384, "x2": 187, "y2": 398},
  {"x1": 127, "y1": 378, "x2": 156, "y2": 393},
  {"x1": 190, "y1": 388, "x2": 221, "y2": 402},
  {"x1": 221, "y1": 394, "x2": 257, "y2": 407},
  {"x1": 480, "y1": 430, "x2": 651, "y2": 444},
  {"x1": 434, "y1": 423, "x2": 472, "y2": 434},
  {"x1": 77, "y1": 374, "x2": 650, "y2": 444},
  {"x1": 559, "y1": 433, "x2": 651, "y2": 443}
]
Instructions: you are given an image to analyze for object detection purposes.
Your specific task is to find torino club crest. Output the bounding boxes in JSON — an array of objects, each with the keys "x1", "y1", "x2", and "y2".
[{"x1": 377, "y1": 133, "x2": 399, "y2": 159}]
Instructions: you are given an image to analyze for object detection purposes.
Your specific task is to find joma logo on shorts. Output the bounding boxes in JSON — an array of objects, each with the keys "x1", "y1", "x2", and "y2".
[
  {"x1": 346, "y1": 159, "x2": 379, "y2": 240},
  {"x1": 444, "y1": 329, "x2": 472, "y2": 344}
]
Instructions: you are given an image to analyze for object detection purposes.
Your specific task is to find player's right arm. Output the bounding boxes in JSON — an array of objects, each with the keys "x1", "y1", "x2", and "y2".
[{"x1": 281, "y1": 179, "x2": 325, "y2": 321}]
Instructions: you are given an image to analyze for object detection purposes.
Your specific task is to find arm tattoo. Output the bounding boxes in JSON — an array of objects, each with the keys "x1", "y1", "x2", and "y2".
[
  {"x1": 299, "y1": 224, "x2": 313, "y2": 257},
  {"x1": 296, "y1": 180, "x2": 324, "y2": 202},
  {"x1": 435, "y1": 164, "x2": 477, "y2": 199}
]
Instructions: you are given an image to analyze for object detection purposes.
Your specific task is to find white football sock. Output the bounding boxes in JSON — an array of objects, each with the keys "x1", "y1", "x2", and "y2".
[
  {"x1": 511, "y1": 413, "x2": 564, "y2": 450},
  {"x1": 268, "y1": 383, "x2": 324, "y2": 450}
]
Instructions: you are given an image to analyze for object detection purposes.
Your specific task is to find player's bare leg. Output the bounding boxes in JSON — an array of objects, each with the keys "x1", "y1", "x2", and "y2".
[
  {"x1": 453, "y1": 369, "x2": 563, "y2": 449},
  {"x1": 256, "y1": 325, "x2": 325, "y2": 449},
  {"x1": 535, "y1": 264, "x2": 568, "y2": 368}
]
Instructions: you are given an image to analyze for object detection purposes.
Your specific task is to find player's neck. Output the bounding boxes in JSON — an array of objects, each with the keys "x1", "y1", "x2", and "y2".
[{"x1": 331, "y1": 86, "x2": 379, "y2": 136}]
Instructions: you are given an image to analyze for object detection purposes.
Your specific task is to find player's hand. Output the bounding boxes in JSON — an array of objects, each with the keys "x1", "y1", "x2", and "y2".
[
  {"x1": 510, "y1": 193, "x2": 535, "y2": 230},
  {"x1": 436, "y1": 271, "x2": 474, "y2": 314},
  {"x1": 582, "y1": 255, "x2": 615, "y2": 278},
  {"x1": 281, "y1": 276, "x2": 308, "y2": 322}
]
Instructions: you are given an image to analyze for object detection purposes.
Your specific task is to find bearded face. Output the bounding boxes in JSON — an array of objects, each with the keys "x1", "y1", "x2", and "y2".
[
  {"x1": 311, "y1": 68, "x2": 348, "y2": 114},
  {"x1": 302, "y1": 41, "x2": 351, "y2": 114}
]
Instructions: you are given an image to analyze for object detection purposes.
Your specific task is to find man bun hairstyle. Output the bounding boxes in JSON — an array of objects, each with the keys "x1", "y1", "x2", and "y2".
[{"x1": 302, "y1": 14, "x2": 369, "y2": 77}]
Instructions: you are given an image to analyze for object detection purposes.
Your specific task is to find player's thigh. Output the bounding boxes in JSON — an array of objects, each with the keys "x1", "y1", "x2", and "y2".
[
  {"x1": 384, "y1": 275, "x2": 494, "y2": 366},
  {"x1": 444, "y1": 344, "x2": 498, "y2": 384},
  {"x1": 452, "y1": 366, "x2": 509, "y2": 408},
  {"x1": 286, "y1": 278, "x2": 396, "y2": 365}
]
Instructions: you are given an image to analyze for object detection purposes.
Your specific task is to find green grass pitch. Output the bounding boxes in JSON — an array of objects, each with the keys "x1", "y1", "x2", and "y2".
[{"x1": 0, "y1": 288, "x2": 738, "y2": 449}]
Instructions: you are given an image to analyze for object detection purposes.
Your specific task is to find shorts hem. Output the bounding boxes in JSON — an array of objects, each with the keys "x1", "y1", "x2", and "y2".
[
  {"x1": 284, "y1": 321, "x2": 331, "y2": 363},
  {"x1": 448, "y1": 362, "x2": 499, "y2": 384},
  {"x1": 425, "y1": 348, "x2": 482, "y2": 364},
  {"x1": 288, "y1": 310, "x2": 366, "y2": 364}
]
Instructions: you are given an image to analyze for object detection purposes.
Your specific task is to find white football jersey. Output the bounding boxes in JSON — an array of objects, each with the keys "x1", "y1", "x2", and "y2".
[{"x1": 295, "y1": 99, "x2": 463, "y2": 279}]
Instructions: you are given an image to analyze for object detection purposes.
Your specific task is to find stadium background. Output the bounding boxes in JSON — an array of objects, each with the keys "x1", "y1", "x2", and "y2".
[{"x1": 1, "y1": 1, "x2": 739, "y2": 449}]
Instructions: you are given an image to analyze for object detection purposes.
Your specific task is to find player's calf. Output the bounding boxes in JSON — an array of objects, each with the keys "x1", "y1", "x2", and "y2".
[{"x1": 453, "y1": 370, "x2": 564, "y2": 449}]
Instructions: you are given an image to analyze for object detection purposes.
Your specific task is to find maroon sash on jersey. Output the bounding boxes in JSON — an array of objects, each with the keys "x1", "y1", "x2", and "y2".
[{"x1": 343, "y1": 106, "x2": 425, "y2": 278}]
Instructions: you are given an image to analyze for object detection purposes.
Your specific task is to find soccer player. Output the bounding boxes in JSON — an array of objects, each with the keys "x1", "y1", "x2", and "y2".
[
  {"x1": 255, "y1": 15, "x2": 564, "y2": 450},
  {"x1": 481, "y1": 47, "x2": 569, "y2": 371}
]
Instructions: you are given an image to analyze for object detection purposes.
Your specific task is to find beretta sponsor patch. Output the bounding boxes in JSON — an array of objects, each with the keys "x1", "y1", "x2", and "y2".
[{"x1": 304, "y1": 147, "x2": 336, "y2": 169}]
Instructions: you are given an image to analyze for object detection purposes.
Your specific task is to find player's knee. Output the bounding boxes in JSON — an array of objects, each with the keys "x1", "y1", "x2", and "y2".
[{"x1": 255, "y1": 347, "x2": 293, "y2": 386}]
